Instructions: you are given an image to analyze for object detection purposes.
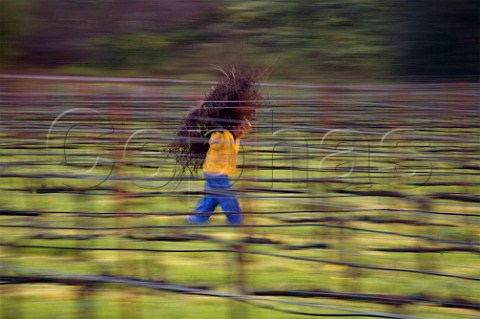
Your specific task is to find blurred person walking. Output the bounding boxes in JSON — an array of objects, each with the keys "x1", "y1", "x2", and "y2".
[{"x1": 169, "y1": 68, "x2": 262, "y2": 225}]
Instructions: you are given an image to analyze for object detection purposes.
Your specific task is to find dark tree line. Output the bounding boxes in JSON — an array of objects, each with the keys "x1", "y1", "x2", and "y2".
[{"x1": 1, "y1": 0, "x2": 478, "y2": 80}]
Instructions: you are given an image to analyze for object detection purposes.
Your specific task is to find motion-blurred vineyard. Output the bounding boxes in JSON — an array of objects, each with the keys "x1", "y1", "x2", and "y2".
[{"x1": 0, "y1": 74, "x2": 479, "y2": 318}]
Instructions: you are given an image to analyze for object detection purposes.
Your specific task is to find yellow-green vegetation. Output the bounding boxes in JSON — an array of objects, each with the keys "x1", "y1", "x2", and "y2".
[{"x1": 1, "y1": 79, "x2": 479, "y2": 318}]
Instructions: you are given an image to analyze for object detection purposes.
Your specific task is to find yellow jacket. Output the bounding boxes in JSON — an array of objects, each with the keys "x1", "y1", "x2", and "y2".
[{"x1": 203, "y1": 130, "x2": 240, "y2": 176}]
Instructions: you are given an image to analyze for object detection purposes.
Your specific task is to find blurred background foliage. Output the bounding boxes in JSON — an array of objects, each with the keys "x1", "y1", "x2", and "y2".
[{"x1": 0, "y1": 0, "x2": 478, "y2": 80}]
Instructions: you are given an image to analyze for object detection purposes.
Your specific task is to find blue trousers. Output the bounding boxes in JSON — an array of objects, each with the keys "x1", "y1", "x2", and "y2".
[{"x1": 188, "y1": 173, "x2": 242, "y2": 225}]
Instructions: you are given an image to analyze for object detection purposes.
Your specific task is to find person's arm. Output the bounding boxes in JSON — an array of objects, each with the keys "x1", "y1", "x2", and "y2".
[
  {"x1": 208, "y1": 132, "x2": 225, "y2": 151},
  {"x1": 236, "y1": 118, "x2": 252, "y2": 139}
]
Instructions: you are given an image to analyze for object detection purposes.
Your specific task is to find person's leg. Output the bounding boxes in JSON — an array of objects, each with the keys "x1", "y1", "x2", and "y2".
[
  {"x1": 187, "y1": 175, "x2": 219, "y2": 224},
  {"x1": 187, "y1": 195, "x2": 217, "y2": 224},
  {"x1": 219, "y1": 195, "x2": 243, "y2": 225},
  {"x1": 212, "y1": 175, "x2": 242, "y2": 225}
]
